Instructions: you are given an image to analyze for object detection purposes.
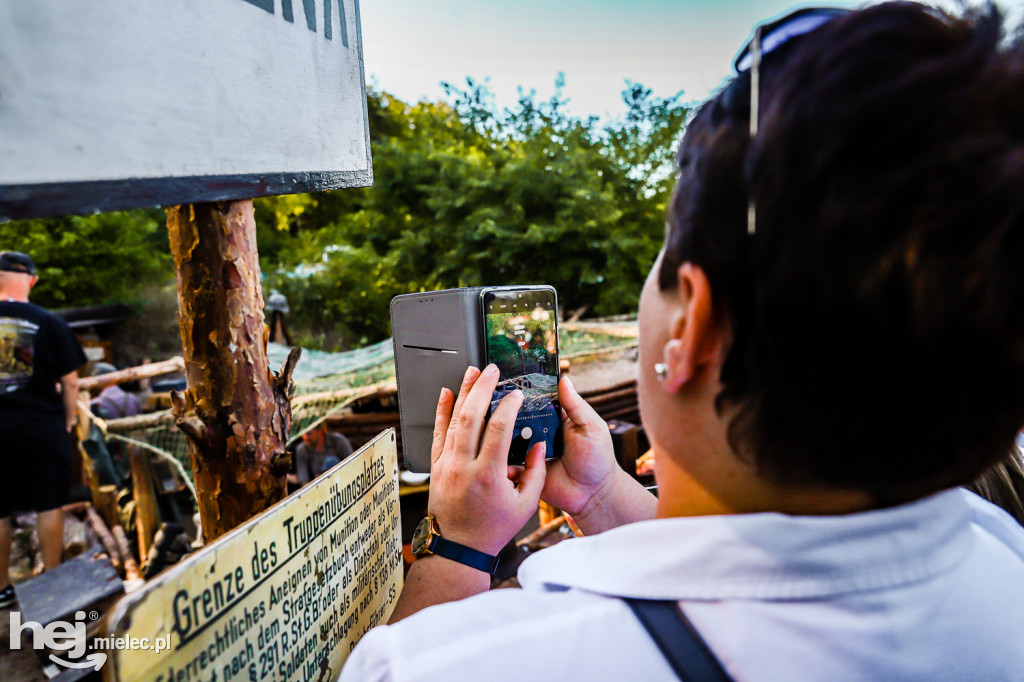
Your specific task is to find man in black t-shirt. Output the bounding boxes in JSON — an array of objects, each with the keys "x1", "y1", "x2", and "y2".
[{"x1": 0, "y1": 251, "x2": 87, "y2": 608}]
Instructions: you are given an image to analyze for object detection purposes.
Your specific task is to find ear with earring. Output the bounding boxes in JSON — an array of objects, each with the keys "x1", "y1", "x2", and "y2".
[{"x1": 654, "y1": 361, "x2": 687, "y2": 392}]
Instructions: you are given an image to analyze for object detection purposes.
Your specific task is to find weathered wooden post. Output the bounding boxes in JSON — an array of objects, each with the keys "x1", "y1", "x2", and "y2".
[{"x1": 167, "y1": 200, "x2": 299, "y2": 540}]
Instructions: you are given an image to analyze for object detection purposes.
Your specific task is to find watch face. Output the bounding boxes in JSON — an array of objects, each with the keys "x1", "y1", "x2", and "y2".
[{"x1": 411, "y1": 516, "x2": 432, "y2": 556}]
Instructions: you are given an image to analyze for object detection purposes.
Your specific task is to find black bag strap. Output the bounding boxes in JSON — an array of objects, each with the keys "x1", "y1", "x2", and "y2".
[{"x1": 623, "y1": 598, "x2": 734, "y2": 682}]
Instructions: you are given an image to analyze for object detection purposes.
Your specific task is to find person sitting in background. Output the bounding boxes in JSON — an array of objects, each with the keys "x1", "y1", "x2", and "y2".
[
  {"x1": 89, "y1": 362, "x2": 141, "y2": 420},
  {"x1": 289, "y1": 422, "x2": 353, "y2": 487},
  {"x1": 341, "y1": 4, "x2": 1024, "y2": 680}
]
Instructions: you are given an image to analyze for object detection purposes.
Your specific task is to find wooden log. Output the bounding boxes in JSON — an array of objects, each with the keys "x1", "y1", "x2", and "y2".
[
  {"x1": 517, "y1": 514, "x2": 567, "y2": 551},
  {"x1": 562, "y1": 341, "x2": 638, "y2": 361},
  {"x1": 63, "y1": 513, "x2": 90, "y2": 559},
  {"x1": 608, "y1": 420, "x2": 640, "y2": 478},
  {"x1": 327, "y1": 411, "x2": 400, "y2": 426},
  {"x1": 78, "y1": 356, "x2": 186, "y2": 392},
  {"x1": 167, "y1": 200, "x2": 295, "y2": 541},
  {"x1": 75, "y1": 388, "x2": 94, "y2": 499},
  {"x1": 538, "y1": 501, "x2": 561, "y2": 527},
  {"x1": 61, "y1": 501, "x2": 90, "y2": 516},
  {"x1": 292, "y1": 383, "x2": 397, "y2": 409},
  {"x1": 93, "y1": 484, "x2": 121, "y2": 531},
  {"x1": 104, "y1": 409, "x2": 175, "y2": 431},
  {"x1": 84, "y1": 504, "x2": 123, "y2": 575},
  {"x1": 112, "y1": 524, "x2": 142, "y2": 581},
  {"x1": 128, "y1": 444, "x2": 161, "y2": 559},
  {"x1": 581, "y1": 386, "x2": 638, "y2": 405},
  {"x1": 579, "y1": 379, "x2": 637, "y2": 399},
  {"x1": 598, "y1": 407, "x2": 639, "y2": 420}
]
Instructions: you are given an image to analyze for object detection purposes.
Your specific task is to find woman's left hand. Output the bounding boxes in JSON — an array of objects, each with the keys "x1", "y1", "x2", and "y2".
[{"x1": 427, "y1": 364, "x2": 548, "y2": 556}]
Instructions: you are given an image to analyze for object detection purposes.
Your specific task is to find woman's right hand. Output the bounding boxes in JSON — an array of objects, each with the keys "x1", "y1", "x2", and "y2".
[{"x1": 542, "y1": 376, "x2": 657, "y2": 534}]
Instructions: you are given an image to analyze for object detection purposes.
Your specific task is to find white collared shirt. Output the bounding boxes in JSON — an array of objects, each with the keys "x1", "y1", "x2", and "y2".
[{"x1": 340, "y1": 489, "x2": 1024, "y2": 681}]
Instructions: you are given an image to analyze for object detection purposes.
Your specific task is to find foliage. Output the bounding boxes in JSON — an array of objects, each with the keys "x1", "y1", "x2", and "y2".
[
  {"x1": 106, "y1": 283, "x2": 184, "y2": 367},
  {"x1": 1, "y1": 79, "x2": 686, "y2": 354},
  {"x1": 258, "y1": 78, "x2": 688, "y2": 350},
  {"x1": 0, "y1": 209, "x2": 172, "y2": 308}
]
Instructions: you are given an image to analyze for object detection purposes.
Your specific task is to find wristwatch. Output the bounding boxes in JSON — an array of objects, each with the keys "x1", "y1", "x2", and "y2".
[{"x1": 410, "y1": 514, "x2": 500, "y2": 574}]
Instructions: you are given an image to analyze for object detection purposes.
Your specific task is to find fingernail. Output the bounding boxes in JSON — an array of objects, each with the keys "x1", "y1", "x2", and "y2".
[
  {"x1": 563, "y1": 376, "x2": 574, "y2": 391},
  {"x1": 439, "y1": 387, "x2": 450, "y2": 401},
  {"x1": 484, "y1": 363, "x2": 499, "y2": 376},
  {"x1": 465, "y1": 365, "x2": 480, "y2": 379}
]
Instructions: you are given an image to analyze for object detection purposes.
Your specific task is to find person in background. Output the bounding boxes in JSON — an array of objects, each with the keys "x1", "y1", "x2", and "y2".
[
  {"x1": 0, "y1": 251, "x2": 87, "y2": 608},
  {"x1": 341, "y1": 4, "x2": 1024, "y2": 680},
  {"x1": 290, "y1": 422, "x2": 353, "y2": 487},
  {"x1": 89, "y1": 362, "x2": 141, "y2": 420}
]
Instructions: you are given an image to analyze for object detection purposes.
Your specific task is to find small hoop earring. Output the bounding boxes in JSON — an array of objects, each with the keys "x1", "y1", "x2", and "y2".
[{"x1": 654, "y1": 363, "x2": 669, "y2": 381}]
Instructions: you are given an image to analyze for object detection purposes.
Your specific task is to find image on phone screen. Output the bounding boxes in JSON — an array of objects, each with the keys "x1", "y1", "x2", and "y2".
[{"x1": 483, "y1": 288, "x2": 562, "y2": 466}]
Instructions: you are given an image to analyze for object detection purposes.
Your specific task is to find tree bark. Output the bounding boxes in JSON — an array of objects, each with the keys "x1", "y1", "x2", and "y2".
[{"x1": 166, "y1": 201, "x2": 298, "y2": 542}]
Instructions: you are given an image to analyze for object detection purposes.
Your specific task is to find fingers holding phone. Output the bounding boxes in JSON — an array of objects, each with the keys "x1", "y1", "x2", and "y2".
[
  {"x1": 539, "y1": 376, "x2": 659, "y2": 534},
  {"x1": 540, "y1": 376, "x2": 619, "y2": 514},
  {"x1": 427, "y1": 364, "x2": 547, "y2": 555}
]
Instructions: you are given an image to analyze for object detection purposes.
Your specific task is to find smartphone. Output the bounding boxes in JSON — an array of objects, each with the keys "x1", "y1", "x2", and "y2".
[{"x1": 480, "y1": 286, "x2": 563, "y2": 466}]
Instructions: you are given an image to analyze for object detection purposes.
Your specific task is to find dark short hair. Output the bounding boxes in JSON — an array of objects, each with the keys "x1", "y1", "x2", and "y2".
[{"x1": 661, "y1": 2, "x2": 1024, "y2": 503}]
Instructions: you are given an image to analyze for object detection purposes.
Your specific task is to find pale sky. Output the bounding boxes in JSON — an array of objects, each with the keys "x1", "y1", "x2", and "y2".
[{"x1": 358, "y1": 0, "x2": 1023, "y2": 120}]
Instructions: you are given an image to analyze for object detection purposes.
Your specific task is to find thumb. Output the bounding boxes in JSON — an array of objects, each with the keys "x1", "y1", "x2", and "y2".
[
  {"x1": 517, "y1": 441, "x2": 548, "y2": 503},
  {"x1": 559, "y1": 376, "x2": 602, "y2": 429}
]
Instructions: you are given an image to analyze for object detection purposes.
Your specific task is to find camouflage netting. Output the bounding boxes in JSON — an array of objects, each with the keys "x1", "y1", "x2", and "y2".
[{"x1": 100, "y1": 322, "x2": 637, "y2": 483}]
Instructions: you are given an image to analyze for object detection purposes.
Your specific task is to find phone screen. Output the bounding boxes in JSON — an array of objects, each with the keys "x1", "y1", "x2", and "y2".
[{"x1": 482, "y1": 287, "x2": 562, "y2": 465}]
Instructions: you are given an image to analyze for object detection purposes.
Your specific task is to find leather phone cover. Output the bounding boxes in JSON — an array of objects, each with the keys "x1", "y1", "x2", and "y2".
[{"x1": 391, "y1": 288, "x2": 485, "y2": 472}]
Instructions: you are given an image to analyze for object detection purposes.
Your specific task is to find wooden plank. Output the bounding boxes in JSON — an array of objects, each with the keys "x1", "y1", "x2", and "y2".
[
  {"x1": 93, "y1": 485, "x2": 121, "y2": 532},
  {"x1": 128, "y1": 445, "x2": 161, "y2": 560},
  {"x1": 15, "y1": 546, "x2": 123, "y2": 629}
]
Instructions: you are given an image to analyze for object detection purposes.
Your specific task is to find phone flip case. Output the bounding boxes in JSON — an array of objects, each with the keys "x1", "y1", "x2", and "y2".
[{"x1": 391, "y1": 288, "x2": 484, "y2": 473}]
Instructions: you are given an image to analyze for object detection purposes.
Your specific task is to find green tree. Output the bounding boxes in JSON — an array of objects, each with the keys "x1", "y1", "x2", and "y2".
[
  {"x1": 1, "y1": 209, "x2": 172, "y2": 308},
  {"x1": 257, "y1": 78, "x2": 688, "y2": 349}
]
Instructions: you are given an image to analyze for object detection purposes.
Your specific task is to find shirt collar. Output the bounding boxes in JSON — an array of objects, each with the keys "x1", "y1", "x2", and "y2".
[{"x1": 518, "y1": 488, "x2": 975, "y2": 601}]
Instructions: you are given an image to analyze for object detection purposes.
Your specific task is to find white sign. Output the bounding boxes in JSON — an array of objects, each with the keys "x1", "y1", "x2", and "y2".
[
  {"x1": 0, "y1": 0, "x2": 371, "y2": 220},
  {"x1": 104, "y1": 429, "x2": 403, "y2": 682}
]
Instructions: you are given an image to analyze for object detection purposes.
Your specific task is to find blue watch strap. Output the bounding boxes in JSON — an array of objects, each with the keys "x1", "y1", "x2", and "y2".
[{"x1": 430, "y1": 535, "x2": 500, "y2": 574}]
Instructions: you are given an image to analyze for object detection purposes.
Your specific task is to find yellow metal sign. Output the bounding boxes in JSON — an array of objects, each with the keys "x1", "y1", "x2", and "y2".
[{"x1": 105, "y1": 429, "x2": 403, "y2": 682}]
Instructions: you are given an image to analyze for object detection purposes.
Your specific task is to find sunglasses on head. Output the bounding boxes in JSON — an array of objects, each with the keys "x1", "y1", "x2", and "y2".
[{"x1": 732, "y1": 7, "x2": 851, "y2": 236}]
